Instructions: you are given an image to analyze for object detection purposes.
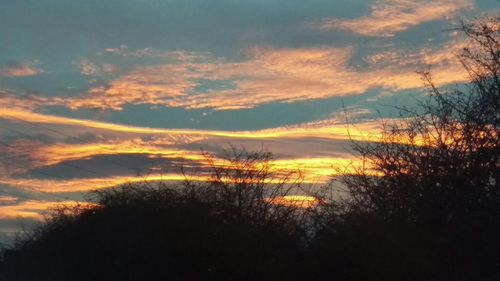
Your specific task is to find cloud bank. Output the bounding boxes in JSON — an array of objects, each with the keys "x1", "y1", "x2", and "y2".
[{"x1": 55, "y1": 42, "x2": 468, "y2": 111}]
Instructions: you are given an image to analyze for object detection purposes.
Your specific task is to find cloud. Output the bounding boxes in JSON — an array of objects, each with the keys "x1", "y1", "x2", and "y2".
[
  {"x1": 104, "y1": 45, "x2": 208, "y2": 60},
  {"x1": 0, "y1": 107, "x2": 385, "y2": 194},
  {"x1": 0, "y1": 91, "x2": 49, "y2": 111},
  {"x1": 366, "y1": 90, "x2": 395, "y2": 102},
  {"x1": 0, "y1": 60, "x2": 43, "y2": 77},
  {"x1": 0, "y1": 175, "x2": 190, "y2": 193},
  {"x1": 0, "y1": 156, "x2": 345, "y2": 220},
  {"x1": 0, "y1": 196, "x2": 18, "y2": 204},
  {"x1": 77, "y1": 59, "x2": 117, "y2": 76},
  {"x1": 78, "y1": 59, "x2": 100, "y2": 76},
  {"x1": 312, "y1": 0, "x2": 472, "y2": 37},
  {"x1": 30, "y1": 141, "x2": 207, "y2": 168},
  {"x1": 0, "y1": 40, "x2": 468, "y2": 114},
  {"x1": 104, "y1": 44, "x2": 129, "y2": 55},
  {"x1": 0, "y1": 200, "x2": 90, "y2": 220},
  {"x1": 0, "y1": 175, "x2": 251, "y2": 194},
  {"x1": 58, "y1": 43, "x2": 468, "y2": 111},
  {"x1": 0, "y1": 105, "x2": 430, "y2": 198},
  {"x1": 0, "y1": 155, "x2": 364, "y2": 193},
  {"x1": 0, "y1": 107, "x2": 383, "y2": 142}
]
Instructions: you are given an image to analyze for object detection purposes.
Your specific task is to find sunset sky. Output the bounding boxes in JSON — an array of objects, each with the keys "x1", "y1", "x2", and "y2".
[{"x1": 0, "y1": 0, "x2": 498, "y2": 244}]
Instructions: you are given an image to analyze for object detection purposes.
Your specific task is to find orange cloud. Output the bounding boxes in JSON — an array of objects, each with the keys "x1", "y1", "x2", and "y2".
[
  {"x1": 0, "y1": 171, "x2": 301, "y2": 193},
  {"x1": 0, "y1": 107, "x2": 382, "y2": 141},
  {"x1": 6, "y1": 152, "x2": 362, "y2": 191},
  {"x1": 0, "y1": 196, "x2": 18, "y2": 204},
  {"x1": 0, "y1": 92, "x2": 48, "y2": 112},
  {"x1": 0, "y1": 108, "x2": 404, "y2": 194},
  {"x1": 55, "y1": 43, "x2": 468, "y2": 111},
  {"x1": 0, "y1": 200, "x2": 91, "y2": 220},
  {"x1": 313, "y1": 0, "x2": 472, "y2": 37},
  {"x1": 0, "y1": 175, "x2": 198, "y2": 193},
  {"x1": 0, "y1": 61, "x2": 43, "y2": 77},
  {"x1": 30, "y1": 141, "x2": 206, "y2": 167}
]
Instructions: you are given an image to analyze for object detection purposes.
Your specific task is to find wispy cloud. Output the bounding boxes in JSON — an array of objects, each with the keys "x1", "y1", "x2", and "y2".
[
  {"x1": 312, "y1": 0, "x2": 472, "y2": 37},
  {"x1": 0, "y1": 40, "x2": 468, "y2": 113},
  {"x1": 0, "y1": 107, "x2": 382, "y2": 141},
  {"x1": 0, "y1": 200, "x2": 90, "y2": 220},
  {"x1": 30, "y1": 141, "x2": 206, "y2": 168},
  {"x1": 0, "y1": 155, "x2": 365, "y2": 193},
  {"x1": 0, "y1": 107, "x2": 384, "y2": 192},
  {"x1": 0, "y1": 60, "x2": 43, "y2": 77},
  {"x1": 0, "y1": 91, "x2": 49, "y2": 111},
  {"x1": 77, "y1": 59, "x2": 116, "y2": 76},
  {"x1": 0, "y1": 196, "x2": 18, "y2": 204},
  {"x1": 59, "y1": 43, "x2": 468, "y2": 111}
]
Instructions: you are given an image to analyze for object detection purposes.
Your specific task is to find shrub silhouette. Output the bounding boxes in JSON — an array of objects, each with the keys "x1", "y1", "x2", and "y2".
[{"x1": 0, "y1": 149, "x2": 310, "y2": 281}]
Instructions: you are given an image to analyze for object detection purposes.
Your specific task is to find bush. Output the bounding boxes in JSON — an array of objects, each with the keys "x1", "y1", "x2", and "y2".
[{"x1": 0, "y1": 150, "x2": 310, "y2": 281}]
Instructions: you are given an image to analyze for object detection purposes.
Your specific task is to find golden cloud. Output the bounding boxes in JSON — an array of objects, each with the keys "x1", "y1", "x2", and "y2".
[
  {"x1": 0, "y1": 175, "x2": 204, "y2": 193},
  {"x1": 0, "y1": 107, "x2": 382, "y2": 141},
  {"x1": 54, "y1": 43, "x2": 469, "y2": 111},
  {"x1": 0, "y1": 154, "x2": 365, "y2": 193},
  {"x1": 0, "y1": 92, "x2": 48, "y2": 112},
  {"x1": 0, "y1": 108, "x2": 414, "y2": 196},
  {"x1": 31, "y1": 141, "x2": 205, "y2": 167},
  {"x1": 313, "y1": 0, "x2": 472, "y2": 37},
  {"x1": 0, "y1": 200, "x2": 91, "y2": 220}
]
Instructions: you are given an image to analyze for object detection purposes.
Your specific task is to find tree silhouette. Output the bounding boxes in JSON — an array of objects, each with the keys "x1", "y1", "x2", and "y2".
[{"x1": 318, "y1": 16, "x2": 500, "y2": 281}]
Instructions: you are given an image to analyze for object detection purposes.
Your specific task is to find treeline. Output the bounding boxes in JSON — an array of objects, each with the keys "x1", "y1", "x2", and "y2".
[{"x1": 1, "y1": 16, "x2": 499, "y2": 281}]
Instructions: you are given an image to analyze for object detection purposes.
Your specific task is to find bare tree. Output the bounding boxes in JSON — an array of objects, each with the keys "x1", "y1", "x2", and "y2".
[
  {"x1": 178, "y1": 146, "x2": 310, "y2": 225},
  {"x1": 325, "y1": 16, "x2": 500, "y2": 280},
  {"x1": 342, "y1": 16, "x2": 500, "y2": 227}
]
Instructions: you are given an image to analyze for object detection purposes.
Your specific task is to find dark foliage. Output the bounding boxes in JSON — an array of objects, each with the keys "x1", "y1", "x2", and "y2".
[
  {"x1": 317, "y1": 16, "x2": 500, "y2": 281},
  {"x1": 0, "y1": 150, "x2": 310, "y2": 281}
]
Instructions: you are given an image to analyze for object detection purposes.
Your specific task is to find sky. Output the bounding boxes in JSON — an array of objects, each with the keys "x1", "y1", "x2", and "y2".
[{"x1": 0, "y1": 0, "x2": 498, "y2": 245}]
